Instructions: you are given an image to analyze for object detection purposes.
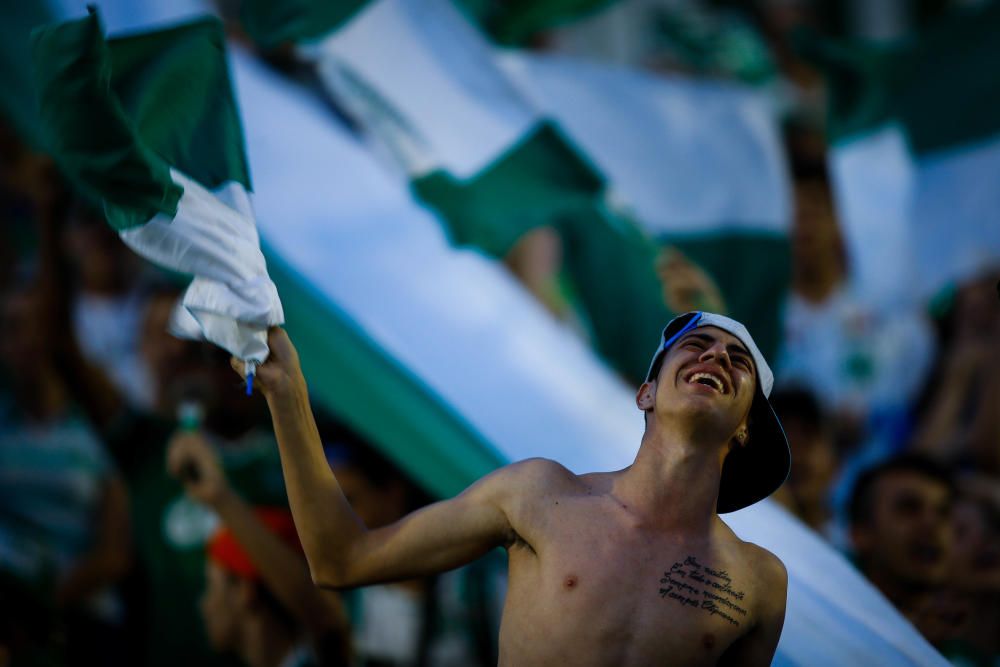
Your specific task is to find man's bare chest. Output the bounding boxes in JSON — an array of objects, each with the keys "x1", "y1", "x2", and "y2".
[{"x1": 504, "y1": 505, "x2": 758, "y2": 663}]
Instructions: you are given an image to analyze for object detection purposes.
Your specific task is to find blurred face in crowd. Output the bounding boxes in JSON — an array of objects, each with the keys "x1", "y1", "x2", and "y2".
[
  {"x1": 783, "y1": 416, "x2": 836, "y2": 506},
  {"x1": 953, "y1": 271, "x2": 1000, "y2": 341},
  {"x1": 62, "y1": 215, "x2": 139, "y2": 295},
  {"x1": 0, "y1": 289, "x2": 49, "y2": 381},
  {"x1": 852, "y1": 471, "x2": 954, "y2": 590},
  {"x1": 952, "y1": 496, "x2": 1000, "y2": 583},
  {"x1": 200, "y1": 562, "x2": 245, "y2": 652}
]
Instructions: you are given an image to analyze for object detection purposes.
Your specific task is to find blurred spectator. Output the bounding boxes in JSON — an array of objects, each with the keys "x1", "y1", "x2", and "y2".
[
  {"x1": 38, "y1": 196, "x2": 288, "y2": 667},
  {"x1": 847, "y1": 455, "x2": 958, "y2": 644},
  {"x1": 769, "y1": 386, "x2": 838, "y2": 535},
  {"x1": 777, "y1": 173, "x2": 935, "y2": 453},
  {"x1": 912, "y1": 269, "x2": 1000, "y2": 476},
  {"x1": 63, "y1": 205, "x2": 158, "y2": 410},
  {"x1": 323, "y1": 439, "x2": 502, "y2": 667},
  {"x1": 0, "y1": 283, "x2": 132, "y2": 667},
  {"x1": 167, "y1": 431, "x2": 351, "y2": 667},
  {"x1": 933, "y1": 483, "x2": 1000, "y2": 666},
  {"x1": 0, "y1": 122, "x2": 50, "y2": 292}
]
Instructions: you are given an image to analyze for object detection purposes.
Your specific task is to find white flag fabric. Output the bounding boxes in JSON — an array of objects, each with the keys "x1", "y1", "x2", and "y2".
[{"x1": 498, "y1": 51, "x2": 790, "y2": 236}]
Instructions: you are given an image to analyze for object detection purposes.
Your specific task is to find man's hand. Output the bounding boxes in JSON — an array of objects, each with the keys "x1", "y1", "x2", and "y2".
[
  {"x1": 230, "y1": 327, "x2": 304, "y2": 399},
  {"x1": 656, "y1": 246, "x2": 727, "y2": 315},
  {"x1": 166, "y1": 431, "x2": 231, "y2": 507}
]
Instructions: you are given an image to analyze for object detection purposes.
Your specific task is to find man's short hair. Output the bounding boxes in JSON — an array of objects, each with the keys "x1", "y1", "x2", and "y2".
[{"x1": 848, "y1": 454, "x2": 957, "y2": 527}]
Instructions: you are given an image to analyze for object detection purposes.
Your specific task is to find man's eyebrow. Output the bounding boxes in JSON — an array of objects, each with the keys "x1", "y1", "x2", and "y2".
[{"x1": 679, "y1": 332, "x2": 753, "y2": 361}]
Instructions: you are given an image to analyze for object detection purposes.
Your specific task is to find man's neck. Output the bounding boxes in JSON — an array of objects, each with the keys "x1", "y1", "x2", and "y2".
[{"x1": 613, "y1": 427, "x2": 725, "y2": 533}]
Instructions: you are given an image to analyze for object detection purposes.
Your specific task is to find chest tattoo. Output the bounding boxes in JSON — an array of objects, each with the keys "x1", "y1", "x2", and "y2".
[{"x1": 658, "y1": 556, "x2": 749, "y2": 626}]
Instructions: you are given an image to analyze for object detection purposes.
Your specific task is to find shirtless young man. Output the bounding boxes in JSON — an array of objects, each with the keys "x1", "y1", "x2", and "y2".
[{"x1": 234, "y1": 311, "x2": 791, "y2": 666}]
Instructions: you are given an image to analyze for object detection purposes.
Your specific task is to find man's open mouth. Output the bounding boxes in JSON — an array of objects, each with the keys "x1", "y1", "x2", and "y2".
[{"x1": 685, "y1": 370, "x2": 726, "y2": 394}]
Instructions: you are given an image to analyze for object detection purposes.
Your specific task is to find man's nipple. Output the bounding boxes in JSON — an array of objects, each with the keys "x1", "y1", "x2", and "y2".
[{"x1": 563, "y1": 575, "x2": 578, "y2": 590}]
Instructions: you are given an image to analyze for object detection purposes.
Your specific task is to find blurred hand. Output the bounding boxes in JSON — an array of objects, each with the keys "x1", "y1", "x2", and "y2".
[
  {"x1": 230, "y1": 327, "x2": 304, "y2": 399},
  {"x1": 166, "y1": 431, "x2": 230, "y2": 507},
  {"x1": 656, "y1": 246, "x2": 727, "y2": 315}
]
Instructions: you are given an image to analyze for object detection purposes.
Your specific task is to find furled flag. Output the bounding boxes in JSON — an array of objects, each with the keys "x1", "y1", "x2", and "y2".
[
  {"x1": 805, "y1": 2, "x2": 1000, "y2": 306},
  {"x1": 31, "y1": 9, "x2": 283, "y2": 373},
  {"x1": 499, "y1": 52, "x2": 792, "y2": 360}
]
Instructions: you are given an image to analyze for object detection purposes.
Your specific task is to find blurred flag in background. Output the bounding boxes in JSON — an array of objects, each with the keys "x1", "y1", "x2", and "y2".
[
  {"x1": 809, "y1": 2, "x2": 1000, "y2": 306},
  {"x1": 500, "y1": 51, "x2": 791, "y2": 364},
  {"x1": 241, "y1": 0, "x2": 790, "y2": 380}
]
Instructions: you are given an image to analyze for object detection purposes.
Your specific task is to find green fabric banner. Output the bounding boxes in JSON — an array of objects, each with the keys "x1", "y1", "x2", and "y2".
[
  {"x1": 801, "y1": 1, "x2": 1000, "y2": 154},
  {"x1": 457, "y1": 0, "x2": 618, "y2": 45},
  {"x1": 32, "y1": 9, "x2": 249, "y2": 229}
]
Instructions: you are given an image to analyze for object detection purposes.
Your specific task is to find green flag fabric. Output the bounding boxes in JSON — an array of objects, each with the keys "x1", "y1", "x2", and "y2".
[
  {"x1": 456, "y1": 0, "x2": 618, "y2": 45},
  {"x1": 32, "y1": 9, "x2": 282, "y2": 364},
  {"x1": 805, "y1": 3, "x2": 1000, "y2": 304},
  {"x1": 0, "y1": 2, "x2": 58, "y2": 148}
]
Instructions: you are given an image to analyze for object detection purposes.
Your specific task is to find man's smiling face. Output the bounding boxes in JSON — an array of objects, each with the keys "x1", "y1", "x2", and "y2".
[{"x1": 641, "y1": 326, "x2": 757, "y2": 443}]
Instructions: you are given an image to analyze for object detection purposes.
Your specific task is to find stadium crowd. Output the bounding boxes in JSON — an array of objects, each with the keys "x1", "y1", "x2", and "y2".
[{"x1": 1, "y1": 0, "x2": 998, "y2": 666}]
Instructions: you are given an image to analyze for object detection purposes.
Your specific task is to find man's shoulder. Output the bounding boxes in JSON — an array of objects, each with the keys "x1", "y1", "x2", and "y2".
[
  {"x1": 470, "y1": 458, "x2": 583, "y2": 509},
  {"x1": 496, "y1": 457, "x2": 583, "y2": 493},
  {"x1": 737, "y1": 540, "x2": 788, "y2": 615},
  {"x1": 747, "y1": 542, "x2": 786, "y2": 577}
]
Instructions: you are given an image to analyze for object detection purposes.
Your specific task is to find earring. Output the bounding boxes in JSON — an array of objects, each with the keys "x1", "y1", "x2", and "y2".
[{"x1": 737, "y1": 431, "x2": 748, "y2": 446}]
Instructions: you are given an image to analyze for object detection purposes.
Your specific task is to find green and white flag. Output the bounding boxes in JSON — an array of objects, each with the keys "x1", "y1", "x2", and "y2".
[
  {"x1": 242, "y1": 0, "x2": 698, "y2": 383},
  {"x1": 245, "y1": 0, "x2": 603, "y2": 258},
  {"x1": 32, "y1": 10, "x2": 282, "y2": 366},
  {"x1": 232, "y1": 46, "x2": 640, "y2": 497},
  {"x1": 809, "y1": 3, "x2": 1000, "y2": 305},
  {"x1": 499, "y1": 52, "x2": 792, "y2": 361}
]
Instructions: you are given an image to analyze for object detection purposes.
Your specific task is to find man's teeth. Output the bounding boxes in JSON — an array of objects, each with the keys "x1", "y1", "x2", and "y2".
[{"x1": 690, "y1": 372, "x2": 723, "y2": 392}]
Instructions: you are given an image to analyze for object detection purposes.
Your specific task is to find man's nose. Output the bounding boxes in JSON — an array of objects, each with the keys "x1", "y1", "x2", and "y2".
[{"x1": 699, "y1": 343, "x2": 731, "y2": 367}]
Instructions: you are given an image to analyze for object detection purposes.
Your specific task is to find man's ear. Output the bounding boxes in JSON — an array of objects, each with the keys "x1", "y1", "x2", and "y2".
[
  {"x1": 636, "y1": 381, "x2": 656, "y2": 411},
  {"x1": 727, "y1": 416, "x2": 750, "y2": 453}
]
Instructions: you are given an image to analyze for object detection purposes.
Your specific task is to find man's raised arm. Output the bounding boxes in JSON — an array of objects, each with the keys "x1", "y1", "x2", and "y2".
[{"x1": 232, "y1": 328, "x2": 517, "y2": 588}]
